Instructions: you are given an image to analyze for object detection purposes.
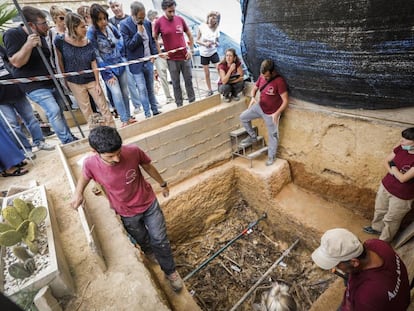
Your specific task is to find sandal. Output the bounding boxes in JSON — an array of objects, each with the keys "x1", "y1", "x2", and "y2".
[
  {"x1": 16, "y1": 161, "x2": 28, "y2": 168},
  {"x1": 1, "y1": 167, "x2": 29, "y2": 177}
]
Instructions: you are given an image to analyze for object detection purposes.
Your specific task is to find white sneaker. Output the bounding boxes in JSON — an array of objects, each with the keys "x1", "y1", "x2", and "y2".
[
  {"x1": 34, "y1": 141, "x2": 55, "y2": 151},
  {"x1": 133, "y1": 107, "x2": 142, "y2": 114}
]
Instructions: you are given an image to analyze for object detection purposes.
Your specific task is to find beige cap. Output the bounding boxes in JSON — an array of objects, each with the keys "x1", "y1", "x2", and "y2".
[{"x1": 311, "y1": 228, "x2": 363, "y2": 270}]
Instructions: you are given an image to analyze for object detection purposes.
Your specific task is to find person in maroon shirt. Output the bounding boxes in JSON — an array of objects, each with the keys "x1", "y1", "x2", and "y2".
[
  {"x1": 312, "y1": 228, "x2": 410, "y2": 311},
  {"x1": 71, "y1": 126, "x2": 183, "y2": 292},
  {"x1": 153, "y1": 0, "x2": 196, "y2": 107},
  {"x1": 239, "y1": 59, "x2": 289, "y2": 166},
  {"x1": 364, "y1": 127, "x2": 414, "y2": 242}
]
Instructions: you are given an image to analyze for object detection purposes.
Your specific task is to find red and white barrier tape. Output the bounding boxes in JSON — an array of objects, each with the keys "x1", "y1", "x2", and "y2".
[{"x1": 0, "y1": 47, "x2": 186, "y2": 85}]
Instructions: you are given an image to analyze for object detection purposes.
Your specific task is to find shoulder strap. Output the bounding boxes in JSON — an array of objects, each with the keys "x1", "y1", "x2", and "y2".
[{"x1": 259, "y1": 74, "x2": 280, "y2": 92}]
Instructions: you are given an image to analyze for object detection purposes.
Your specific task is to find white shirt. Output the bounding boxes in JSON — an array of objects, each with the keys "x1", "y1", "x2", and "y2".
[{"x1": 198, "y1": 23, "x2": 220, "y2": 57}]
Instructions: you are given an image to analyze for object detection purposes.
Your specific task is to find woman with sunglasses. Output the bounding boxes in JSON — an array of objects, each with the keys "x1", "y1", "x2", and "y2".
[
  {"x1": 55, "y1": 13, "x2": 115, "y2": 129},
  {"x1": 87, "y1": 3, "x2": 135, "y2": 127},
  {"x1": 48, "y1": 5, "x2": 78, "y2": 110}
]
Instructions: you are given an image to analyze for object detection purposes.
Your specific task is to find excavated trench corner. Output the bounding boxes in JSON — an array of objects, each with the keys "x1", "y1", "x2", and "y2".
[{"x1": 161, "y1": 160, "x2": 335, "y2": 311}]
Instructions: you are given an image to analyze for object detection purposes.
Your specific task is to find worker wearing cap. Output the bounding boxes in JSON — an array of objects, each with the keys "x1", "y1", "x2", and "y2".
[{"x1": 311, "y1": 228, "x2": 410, "y2": 311}]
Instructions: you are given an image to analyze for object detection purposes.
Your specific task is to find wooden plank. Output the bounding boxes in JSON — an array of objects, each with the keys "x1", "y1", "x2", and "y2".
[{"x1": 394, "y1": 221, "x2": 414, "y2": 249}]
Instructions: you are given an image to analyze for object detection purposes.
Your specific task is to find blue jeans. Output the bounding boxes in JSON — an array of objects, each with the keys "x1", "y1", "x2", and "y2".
[
  {"x1": 26, "y1": 88, "x2": 75, "y2": 144},
  {"x1": 121, "y1": 199, "x2": 176, "y2": 275},
  {"x1": 126, "y1": 66, "x2": 141, "y2": 109},
  {"x1": 0, "y1": 96, "x2": 44, "y2": 151},
  {"x1": 240, "y1": 103, "x2": 279, "y2": 159},
  {"x1": 167, "y1": 59, "x2": 195, "y2": 106},
  {"x1": 105, "y1": 69, "x2": 131, "y2": 123},
  {"x1": 133, "y1": 62, "x2": 159, "y2": 118}
]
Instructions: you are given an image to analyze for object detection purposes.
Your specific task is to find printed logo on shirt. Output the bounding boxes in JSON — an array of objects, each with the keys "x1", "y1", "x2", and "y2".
[
  {"x1": 387, "y1": 254, "x2": 402, "y2": 301},
  {"x1": 265, "y1": 86, "x2": 276, "y2": 96},
  {"x1": 400, "y1": 164, "x2": 412, "y2": 174},
  {"x1": 175, "y1": 25, "x2": 183, "y2": 34},
  {"x1": 125, "y1": 169, "x2": 137, "y2": 185}
]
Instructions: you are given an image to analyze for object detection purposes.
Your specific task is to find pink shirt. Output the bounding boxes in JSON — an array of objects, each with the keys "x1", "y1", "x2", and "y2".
[
  {"x1": 255, "y1": 74, "x2": 288, "y2": 114},
  {"x1": 341, "y1": 239, "x2": 410, "y2": 311},
  {"x1": 83, "y1": 144, "x2": 156, "y2": 217},
  {"x1": 154, "y1": 15, "x2": 189, "y2": 61}
]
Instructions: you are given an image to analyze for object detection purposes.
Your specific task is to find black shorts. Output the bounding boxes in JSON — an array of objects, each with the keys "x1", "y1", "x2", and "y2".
[{"x1": 200, "y1": 52, "x2": 220, "y2": 66}]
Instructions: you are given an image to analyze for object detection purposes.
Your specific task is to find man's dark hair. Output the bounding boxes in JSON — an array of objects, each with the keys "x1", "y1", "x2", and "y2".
[
  {"x1": 22, "y1": 6, "x2": 47, "y2": 23},
  {"x1": 131, "y1": 1, "x2": 145, "y2": 16},
  {"x1": 161, "y1": 0, "x2": 176, "y2": 10},
  {"x1": 260, "y1": 59, "x2": 275, "y2": 74},
  {"x1": 89, "y1": 126, "x2": 122, "y2": 153},
  {"x1": 90, "y1": 4, "x2": 109, "y2": 29},
  {"x1": 402, "y1": 127, "x2": 414, "y2": 141}
]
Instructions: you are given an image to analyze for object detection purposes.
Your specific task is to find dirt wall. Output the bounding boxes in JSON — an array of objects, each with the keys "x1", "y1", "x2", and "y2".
[{"x1": 251, "y1": 97, "x2": 413, "y2": 218}]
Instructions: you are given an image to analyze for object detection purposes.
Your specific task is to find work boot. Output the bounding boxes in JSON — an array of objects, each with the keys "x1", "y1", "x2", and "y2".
[
  {"x1": 166, "y1": 271, "x2": 183, "y2": 292},
  {"x1": 240, "y1": 135, "x2": 257, "y2": 146},
  {"x1": 265, "y1": 157, "x2": 275, "y2": 166}
]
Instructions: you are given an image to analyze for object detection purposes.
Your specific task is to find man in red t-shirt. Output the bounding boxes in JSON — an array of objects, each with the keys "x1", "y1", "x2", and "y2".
[
  {"x1": 153, "y1": 0, "x2": 195, "y2": 107},
  {"x1": 364, "y1": 127, "x2": 414, "y2": 242},
  {"x1": 71, "y1": 126, "x2": 183, "y2": 292},
  {"x1": 312, "y1": 228, "x2": 410, "y2": 311},
  {"x1": 239, "y1": 59, "x2": 289, "y2": 166}
]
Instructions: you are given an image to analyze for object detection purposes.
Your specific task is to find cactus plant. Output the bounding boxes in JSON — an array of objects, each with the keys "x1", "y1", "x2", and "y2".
[
  {"x1": 8, "y1": 262, "x2": 33, "y2": 279},
  {"x1": 28, "y1": 206, "x2": 47, "y2": 225},
  {"x1": 2, "y1": 206, "x2": 24, "y2": 228},
  {"x1": 16, "y1": 220, "x2": 30, "y2": 236},
  {"x1": 13, "y1": 246, "x2": 36, "y2": 273},
  {"x1": 13, "y1": 198, "x2": 30, "y2": 220},
  {"x1": 0, "y1": 222, "x2": 14, "y2": 233},
  {"x1": 26, "y1": 222, "x2": 37, "y2": 242},
  {"x1": 22, "y1": 237, "x2": 38, "y2": 254},
  {"x1": 0, "y1": 201, "x2": 47, "y2": 253},
  {"x1": 0, "y1": 230, "x2": 23, "y2": 247}
]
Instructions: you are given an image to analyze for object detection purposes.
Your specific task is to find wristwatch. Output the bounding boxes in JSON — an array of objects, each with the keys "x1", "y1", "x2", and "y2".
[{"x1": 160, "y1": 181, "x2": 168, "y2": 188}]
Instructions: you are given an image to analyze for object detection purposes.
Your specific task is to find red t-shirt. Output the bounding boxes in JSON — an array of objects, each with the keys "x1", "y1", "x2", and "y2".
[
  {"x1": 382, "y1": 145, "x2": 414, "y2": 200},
  {"x1": 341, "y1": 239, "x2": 410, "y2": 311},
  {"x1": 154, "y1": 15, "x2": 188, "y2": 61},
  {"x1": 217, "y1": 60, "x2": 242, "y2": 85},
  {"x1": 83, "y1": 144, "x2": 156, "y2": 217},
  {"x1": 255, "y1": 75, "x2": 288, "y2": 114}
]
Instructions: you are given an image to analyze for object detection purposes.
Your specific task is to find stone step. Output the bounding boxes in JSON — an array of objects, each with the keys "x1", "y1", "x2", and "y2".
[{"x1": 230, "y1": 127, "x2": 256, "y2": 138}]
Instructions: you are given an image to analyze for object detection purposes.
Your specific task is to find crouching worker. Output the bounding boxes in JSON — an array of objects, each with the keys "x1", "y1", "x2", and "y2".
[
  {"x1": 71, "y1": 126, "x2": 183, "y2": 292},
  {"x1": 312, "y1": 228, "x2": 410, "y2": 311}
]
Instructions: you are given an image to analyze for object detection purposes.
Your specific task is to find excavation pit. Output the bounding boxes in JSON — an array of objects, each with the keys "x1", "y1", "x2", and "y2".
[
  {"x1": 172, "y1": 196, "x2": 333, "y2": 311},
  {"x1": 57, "y1": 97, "x2": 399, "y2": 310}
]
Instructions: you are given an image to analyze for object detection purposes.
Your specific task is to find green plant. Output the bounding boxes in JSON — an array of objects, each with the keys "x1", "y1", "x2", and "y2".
[
  {"x1": 0, "y1": 199, "x2": 47, "y2": 253},
  {"x1": 0, "y1": 1, "x2": 18, "y2": 44}
]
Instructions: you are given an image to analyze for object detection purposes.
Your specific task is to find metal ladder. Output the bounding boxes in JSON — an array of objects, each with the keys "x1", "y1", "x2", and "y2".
[{"x1": 230, "y1": 127, "x2": 268, "y2": 168}]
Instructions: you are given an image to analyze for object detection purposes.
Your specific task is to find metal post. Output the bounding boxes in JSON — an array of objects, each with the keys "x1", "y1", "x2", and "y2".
[
  {"x1": 11, "y1": 0, "x2": 85, "y2": 138},
  {"x1": 183, "y1": 213, "x2": 267, "y2": 282},
  {"x1": 229, "y1": 238, "x2": 300, "y2": 311}
]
